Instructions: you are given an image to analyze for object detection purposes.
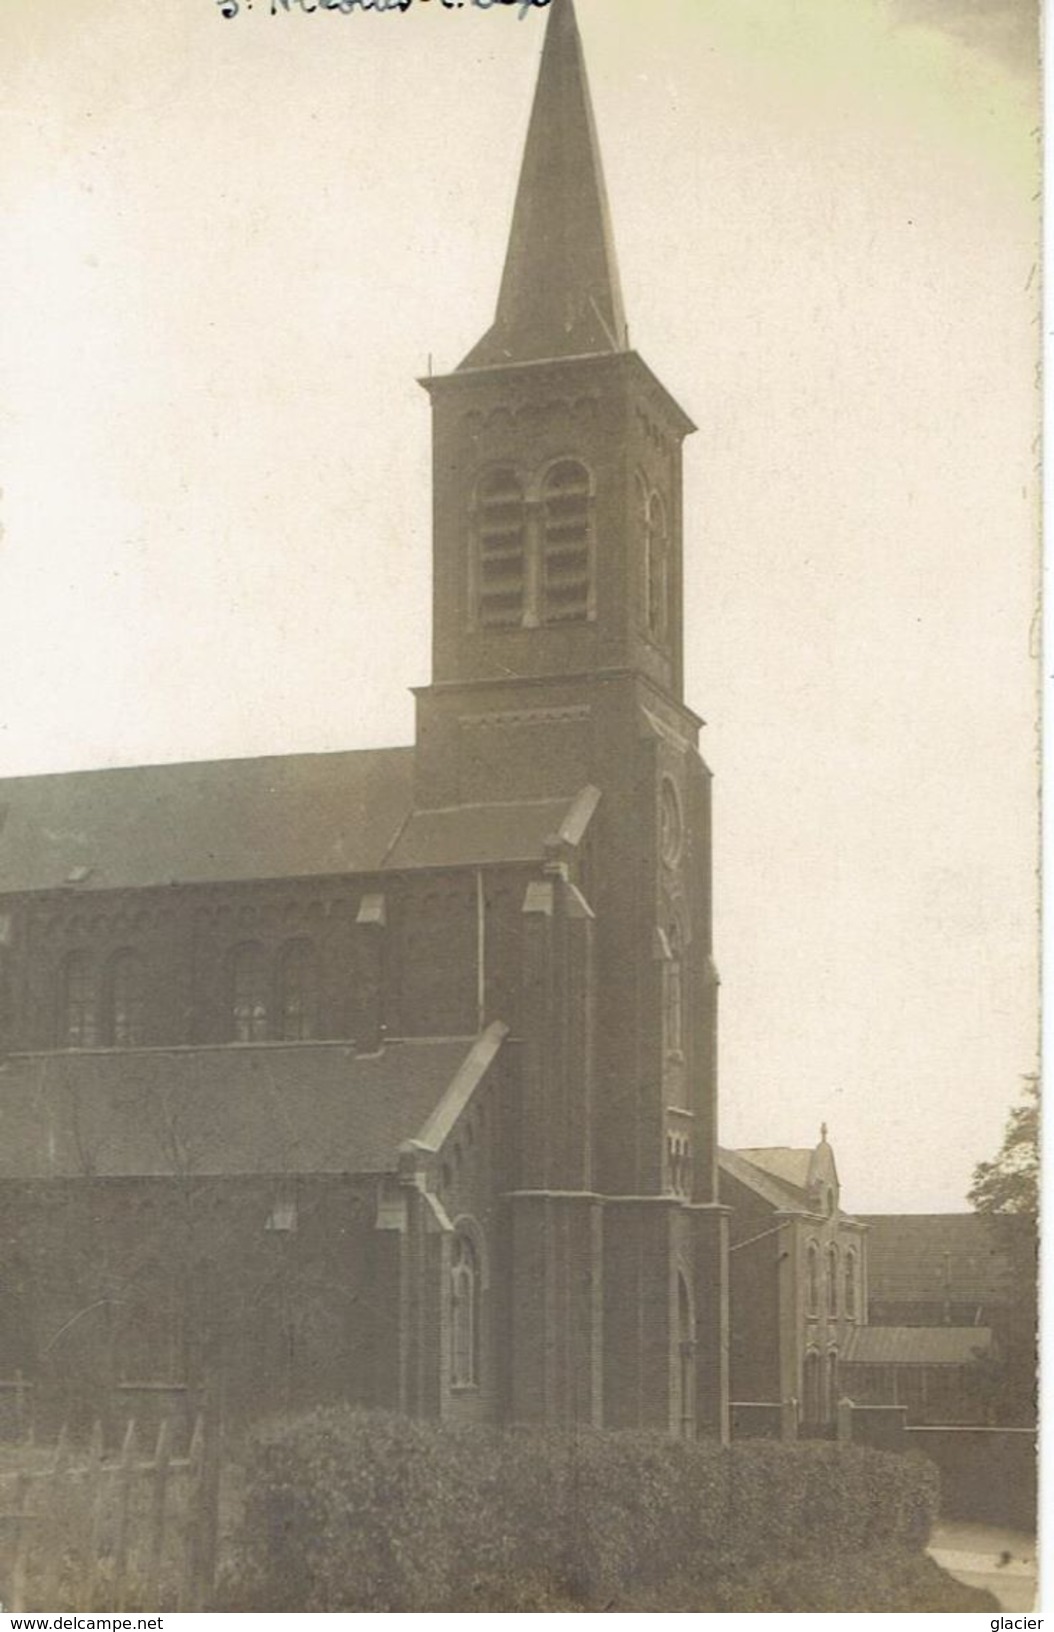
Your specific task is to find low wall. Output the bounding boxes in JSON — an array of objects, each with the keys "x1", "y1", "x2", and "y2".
[
  {"x1": 839, "y1": 1402, "x2": 907, "y2": 1453},
  {"x1": 905, "y1": 1425, "x2": 1036, "y2": 1532}
]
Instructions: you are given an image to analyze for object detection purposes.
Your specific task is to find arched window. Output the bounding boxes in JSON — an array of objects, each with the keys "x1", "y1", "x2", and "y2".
[
  {"x1": 277, "y1": 940, "x2": 319, "y2": 1041},
  {"x1": 664, "y1": 922, "x2": 684, "y2": 1056},
  {"x1": 825, "y1": 1349, "x2": 839, "y2": 1422},
  {"x1": 806, "y1": 1241, "x2": 820, "y2": 1319},
  {"x1": 803, "y1": 1349, "x2": 823, "y2": 1426},
  {"x1": 106, "y1": 950, "x2": 145, "y2": 1048},
  {"x1": 475, "y1": 467, "x2": 526, "y2": 629},
  {"x1": 541, "y1": 460, "x2": 593, "y2": 625},
  {"x1": 844, "y1": 1249, "x2": 858, "y2": 1321},
  {"x1": 645, "y1": 489, "x2": 669, "y2": 644},
  {"x1": 666, "y1": 1134, "x2": 691, "y2": 1196},
  {"x1": 61, "y1": 951, "x2": 96, "y2": 1049},
  {"x1": 826, "y1": 1245, "x2": 840, "y2": 1318},
  {"x1": 231, "y1": 943, "x2": 268, "y2": 1043},
  {"x1": 450, "y1": 1233, "x2": 480, "y2": 1389}
]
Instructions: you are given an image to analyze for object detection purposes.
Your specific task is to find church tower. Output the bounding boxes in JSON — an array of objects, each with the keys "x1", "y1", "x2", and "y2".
[{"x1": 417, "y1": 0, "x2": 729, "y2": 1438}]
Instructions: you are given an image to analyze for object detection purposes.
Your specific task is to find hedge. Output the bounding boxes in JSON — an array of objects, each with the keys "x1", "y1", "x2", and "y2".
[{"x1": 220, "y1": 1408, "x2": 939, "y2": 1612}]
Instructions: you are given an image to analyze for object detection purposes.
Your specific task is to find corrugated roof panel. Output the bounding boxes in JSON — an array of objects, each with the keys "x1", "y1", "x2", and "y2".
[
  {"x1": 842, "y1": 1326, "x2": 993, "y2": 1367},
  {"x1": 859, "y1": 1214, "x2": 1022, "y2": 1307}
]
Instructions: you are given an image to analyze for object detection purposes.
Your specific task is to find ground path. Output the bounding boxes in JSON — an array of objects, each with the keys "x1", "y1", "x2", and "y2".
[{"x1": 928, "y1": 1520, "x2": 1037, "y2": 1611}]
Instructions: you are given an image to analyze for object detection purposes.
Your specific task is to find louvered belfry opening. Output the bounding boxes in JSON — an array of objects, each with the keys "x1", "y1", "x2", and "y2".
[
  {"x1": 542, "y1": 459, "x2": 592, "y2": 625},
  {"x1": 476, "y1": 467, "x2": 527, "y2": 630}
]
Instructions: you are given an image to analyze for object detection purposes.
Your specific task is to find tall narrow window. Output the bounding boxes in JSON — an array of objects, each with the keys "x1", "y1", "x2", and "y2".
[
  {"x1": 806, "y1": 1241, "x2": 820, "y2": 1319},
  {"x1": 645, "y1": 490, "x2": 669, "y2": 644},
  {"x1": 231, "y1": 943, "x2": 268, "y2": 1043},
  {"x1": 450, "y1": 1233, "x2": 479, "y2": 1388},
  {"x1": 803, "y1": 1349, "x2": 823, "y2": 1426},
  {"x1": 107, "y1": 950, "x2": 145, "y2": 1048},
  {"x1": 664, "y1": 923, "x2": 684, "y2": 1056},
  {"x1": 61, "y1": 951, "x2": 96, "y2": 1049},
  {"x1": 278, "y1": 940, "x2": 319, "y2": 1041},
  {"x1": 826, "y1": 1245, "x2": 840, "y2": 1318},
  {"x1": 542, "y1": 460, "x2": 593, "y2": 625},
  {"x1": 475, "y1": 468, "x2": 526, "y2": 629},
  {"x1": 825, "y1": 1349, "x2": 839, "y2": 1422},
  {"x1": 844, "y1": 1249, "x2": 858, "y2": 1321}
]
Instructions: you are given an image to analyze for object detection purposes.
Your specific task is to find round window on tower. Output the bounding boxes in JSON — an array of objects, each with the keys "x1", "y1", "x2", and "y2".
[{"x1": 659, "y1": 778, "x2": 683, "y2": 868}]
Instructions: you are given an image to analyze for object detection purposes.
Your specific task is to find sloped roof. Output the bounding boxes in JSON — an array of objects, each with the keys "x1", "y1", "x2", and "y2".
[
  {"x1": 718, "y1": 1148, "x2": 807, "y2": 1213},
  {"x1": 0, "y1": 1035, "x2": 502, "y2": 1179},
  {"x1": 0, "y1": 753, "x2": 601, "y2": 894},
  {"x1": 737, "y1": 1148, "x2": 814, "y2": 1193},
  {"x1": 859, "y1": 1214, "x2": 1023, "y2": 1308},
  {"x1": 384, "y1": 791, "x2": 595, "y2": 870},
  {"x1": 0, "y1": 749, "x2": 414, "y2": 894},
  {"x1": 843, "y1": 1326, "x2": 994, "y2": 1368}
]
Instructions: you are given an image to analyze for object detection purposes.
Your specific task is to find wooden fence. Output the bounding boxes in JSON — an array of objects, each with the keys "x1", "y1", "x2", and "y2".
[{"x1": 0, "y1": 1417, "x2": 220, "y2": 1612}]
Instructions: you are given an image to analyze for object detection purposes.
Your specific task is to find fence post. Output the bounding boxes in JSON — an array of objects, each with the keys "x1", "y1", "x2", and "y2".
[
  {"x1": 837, "y1": 1397, "x2": 853, "y2": 1445},
  {"x1": 9, "y1": 1470, "x2": 30, "y2": 1613},
  {"x1": 113, "y1": 1420, "x2": 136, "y2": 1613},
  {"x1": 179, "y1": 1416, "x2": 204, "y2": 1611},
  {"x1": 14, "y1": 1373, "x2": 28, "y2": 1447},
  {"x1": 195, "y1": 1413, "x2": 222, "y2": 1613},
  {"x1": 181, "y1": 1411, "x2": 221, "y2": 1612},
  {"x1": 36, "y1": 1427, "x2": 71, "y2": 1608},
  {"x1": 83, "y1": 1421, "x2": 106, "y2": 1611},
  {"x1": 144, "y1": 1419, "x2": 172, "y2": 1609}
]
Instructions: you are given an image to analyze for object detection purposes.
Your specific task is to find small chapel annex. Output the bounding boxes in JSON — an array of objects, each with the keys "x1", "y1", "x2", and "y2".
[{"x1": 0, "y1": 0, "x2": 729, "y2": 1442}]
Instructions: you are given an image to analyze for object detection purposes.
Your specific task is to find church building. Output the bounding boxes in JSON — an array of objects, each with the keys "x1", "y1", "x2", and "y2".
[{"x1": 0, "y1": 0, "x2": 729, "y2": 1442}]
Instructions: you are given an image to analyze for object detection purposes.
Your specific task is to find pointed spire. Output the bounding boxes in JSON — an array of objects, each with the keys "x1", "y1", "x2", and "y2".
[{"x1": 460, "y1": 0, "x2": 628, "y2": 371}]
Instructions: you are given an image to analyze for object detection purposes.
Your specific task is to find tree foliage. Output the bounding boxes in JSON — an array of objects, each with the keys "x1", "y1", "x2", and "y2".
[
  {"x1": 967, "y1": 1076, "x2": 1038, "y2": 1217},
  {"x1": 966, "y1": 1076, "x2": 1039, "y2": 1426}
]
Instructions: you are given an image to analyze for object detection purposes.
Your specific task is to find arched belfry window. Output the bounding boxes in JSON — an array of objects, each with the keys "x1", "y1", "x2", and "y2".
[
  {"x1": 61, "y1": 951, "x2": 96, "y2": 1049},
  {"x1": 541, "y1": 459, "x2": 593, "y2": 625},
  {"x1": 474, "y1": 467, "x2": 527, "y2": 629},
  {"x1": 231, "y1": 943, "x2": 268, "y2": 1043},
  {"x1": 645, "y1": 488, "x2": 669, "y2": 645},
  {"x1": 278, "y1": 939, "x2": 319, "y2": 1042},
  {"x1": 450, "y1": 1232, "x2": 480, "y2": 1389},
  {"x1": 107, "y1": 949, "x2": 145, "y2": 1048},
  {"x1": 471, "y1": 459, "x2": 594, "y2": 631}
]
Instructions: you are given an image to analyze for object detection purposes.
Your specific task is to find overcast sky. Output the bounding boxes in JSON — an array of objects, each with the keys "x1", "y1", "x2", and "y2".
[{"x1": 0, "y1": 0, "x2": 1039, "y2": 1212}]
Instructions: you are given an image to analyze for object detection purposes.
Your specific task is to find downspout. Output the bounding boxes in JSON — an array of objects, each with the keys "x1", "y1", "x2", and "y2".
[{"x1": 476, "y1": 868, "x2": 486, "y2": 1035}]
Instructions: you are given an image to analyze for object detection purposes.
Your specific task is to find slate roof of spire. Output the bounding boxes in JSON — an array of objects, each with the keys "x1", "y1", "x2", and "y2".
[{"x1": 460, "y1": 0, "x2": 628, "y2": 370}]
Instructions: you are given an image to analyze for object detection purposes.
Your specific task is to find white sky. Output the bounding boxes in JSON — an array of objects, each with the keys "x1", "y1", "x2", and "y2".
[{"x1": 0, "y1": 0, "x2": 1039, "y2": 1212}]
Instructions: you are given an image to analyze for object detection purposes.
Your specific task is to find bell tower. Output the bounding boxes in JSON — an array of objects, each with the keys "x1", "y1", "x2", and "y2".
[
  {"x1": 422, "y1": 0, "x2": 694, "y2": 717},
  {"x1": 415, "y1": 0, "x2": 729, "y2": 1439}
]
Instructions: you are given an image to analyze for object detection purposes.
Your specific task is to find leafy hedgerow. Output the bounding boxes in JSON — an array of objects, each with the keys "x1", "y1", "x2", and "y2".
[{"x1": 218, "y1": 1408, "x2": 940, "y2": 1613}]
